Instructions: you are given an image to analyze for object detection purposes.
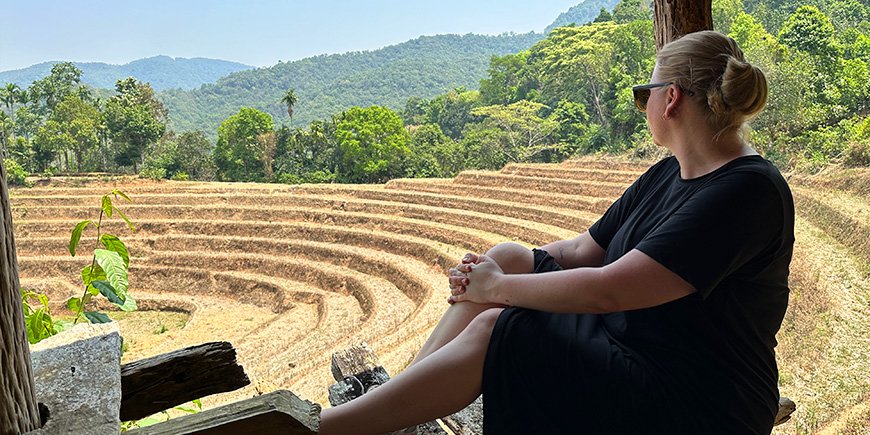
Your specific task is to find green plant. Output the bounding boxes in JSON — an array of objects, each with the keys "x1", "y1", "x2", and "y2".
[
  {"x1": 21, "y1": 290, "x2": 59, "y2": 344},
  {"x1": 120, "y1": 399, "x2": 202, "y2": 431},
  {"x1": 170, "y1": 171, "x2": 189, "y2": 181},
  {"x1": 4, "y1": 158, "x2": 28, "y2": 186},
  {"x1": 67, "y1": 190, "x2": 137, "y2": 324}
]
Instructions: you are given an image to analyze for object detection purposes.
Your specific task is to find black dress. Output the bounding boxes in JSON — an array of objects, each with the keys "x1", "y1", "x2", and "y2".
[{"x1": 481, "y1": 156, "x2": 794, "y2": 435}]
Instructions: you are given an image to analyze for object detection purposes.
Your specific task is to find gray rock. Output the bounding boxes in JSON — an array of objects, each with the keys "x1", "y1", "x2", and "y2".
[
  {"x1": 443, "y1": 395, "x2": 483, "y2": 435},
  {"x1": 27, "y1": 322, "x2": 123, "y2": 435}
]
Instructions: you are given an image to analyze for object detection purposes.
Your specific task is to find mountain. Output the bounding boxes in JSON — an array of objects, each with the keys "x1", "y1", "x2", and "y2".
[
  {"x1": 0, "y1": 56, "x2": 254, "y2": 91},
  {"x1": 545, "y1": 0, "x2": 622, "y2": 33},
  {"x1": 158, "y1": 33, "x2": 545, "y2": 135}
]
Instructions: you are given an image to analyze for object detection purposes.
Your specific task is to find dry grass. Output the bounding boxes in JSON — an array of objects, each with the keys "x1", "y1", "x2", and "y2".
[{"x1": 12, "y1": 160, "x2": 868, "y2": 433}]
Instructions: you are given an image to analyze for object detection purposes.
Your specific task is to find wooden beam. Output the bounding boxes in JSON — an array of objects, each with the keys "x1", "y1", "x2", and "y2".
[
  {"x1": 125, "y1": 390, "x2": 320, "y2": 435},
  {"x1": 0, "y1": 160, "x2": 41, "y2": 434},
  {"x1": 120, "y1": 341, "x2": 250, "y2": 421},
  {"x1": 653, "y1": 0, "x2": 713, "y2": 51}
]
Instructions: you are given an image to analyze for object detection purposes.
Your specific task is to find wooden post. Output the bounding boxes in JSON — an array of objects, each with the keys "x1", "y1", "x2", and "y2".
[
  {"x1": 0, "y1": 160, "x2": 41, "y2": 433},
  {"x1": 653, "y1": 0, "x2": 713, "y2": 51}
]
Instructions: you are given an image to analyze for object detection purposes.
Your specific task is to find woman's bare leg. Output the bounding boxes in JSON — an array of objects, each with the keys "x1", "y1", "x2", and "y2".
[
  {"x1": 319, "y1": 308, "x2": 504, "y2": 435},
  {"x1": 410, "y1": 242, "x2": 533, "y2": 365}
]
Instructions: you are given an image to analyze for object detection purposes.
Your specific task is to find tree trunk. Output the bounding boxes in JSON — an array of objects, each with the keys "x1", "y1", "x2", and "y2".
[
  {"x1": 653, "y1": 0, "x2": 713, "y2": 51},
  {"x1": 0, "y1": 160, "x2": 41, "y2": 434}
]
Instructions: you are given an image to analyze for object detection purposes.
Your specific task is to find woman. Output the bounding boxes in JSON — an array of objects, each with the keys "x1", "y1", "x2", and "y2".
[{"x1": 319, "y1": 30, "x2": 794, "y2": 435}]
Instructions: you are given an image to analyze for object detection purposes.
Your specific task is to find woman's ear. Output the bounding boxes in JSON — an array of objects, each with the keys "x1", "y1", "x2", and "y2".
[{"x1": 663, "y1": 86, "x2": 682, "y2": 120}]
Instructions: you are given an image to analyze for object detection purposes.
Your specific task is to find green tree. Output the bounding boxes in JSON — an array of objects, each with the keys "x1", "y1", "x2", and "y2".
[
  {"x1": 713, "y1": 0, "x2": 746, "y2": 34},
  {"x1": 281, "y1": 88, "x2": 298, "y2": 126},
  {"x1": 274, "y1": 120, "x2": 338, "y2": 183},
  {"x1": 32, "y1": 120, "x2": 72, "y2": 171},
  {"x1": 778, "y1": 6, "x2": 840, "y2": 63},
  {"x1": 469, "y1": 100, "x2": 560, "y2": 164},
  {"x1": 612, "y1": 0, "x2": 651, "y2": 24},
  {"x1": 28, "y1": 62, "x2": 83, "y2": 114},
  {"x1": 1, "y1": 83, "x2": 22, "y2": 114},
  {"x1": 407, "y1": 123, "x2": 462, "y2": 177},
  {"x1": 0, "y1": 112, "x2": 13, "y2": 153},
  {"x1": 479, "y1": 52, "x2": 533, "y2": 105},
  {"x1": 425, "y1": 88, "x2": 482, "y2": 140},
  {"x1": 13, "y1": 106, "x2": 41, "y2": 140},
  {"x1": 104, "y1": 78, "x2": 167, "y2": 170},
  {"x1": 334, "y1": 106, "x2": 411, "y2": 183},
  {"x1": 594, "y1": 7, "x2": 614, "y2": 22},
  {"x1": 176, "y1": 131, "x2": 215, "y2": 180},
  {"x1": 213, "y1": 107, "x2": 275, "y2": 181},
  {"x1": 50, "y1": 95, "x2": 101, "y2": 172},
  {"x1": 402, "y1": 96, "x2": 429, "y2": 126}
]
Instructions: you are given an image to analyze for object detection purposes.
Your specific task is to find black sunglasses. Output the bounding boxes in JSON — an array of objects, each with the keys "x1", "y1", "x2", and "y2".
[{"x1": 632, "y1": 82, "x2": 695, "y2": 112}]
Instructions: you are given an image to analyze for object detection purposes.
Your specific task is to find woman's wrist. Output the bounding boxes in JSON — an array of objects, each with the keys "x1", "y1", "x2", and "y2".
[{"x1": 491, "y1": 273, "x2": 513, "y2": 306}]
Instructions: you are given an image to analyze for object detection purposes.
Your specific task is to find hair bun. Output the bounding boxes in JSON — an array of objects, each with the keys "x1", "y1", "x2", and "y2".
[{"x1": 719, "y1": 56, "x2": 768, "y2": 119}]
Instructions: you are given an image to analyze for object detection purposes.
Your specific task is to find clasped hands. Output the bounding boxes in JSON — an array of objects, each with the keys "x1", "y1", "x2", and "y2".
[{"x1": 447, "y1": 252, "x2": 504, "y2": 304}]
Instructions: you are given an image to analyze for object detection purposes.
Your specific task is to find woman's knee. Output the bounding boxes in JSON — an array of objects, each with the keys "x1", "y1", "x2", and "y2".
[
  {"x1": 462, "y1": 308, "x2": 504, "y2": 342},
  {"x1": 485, "y1": 242, "x2": 533, "y2": 274}
]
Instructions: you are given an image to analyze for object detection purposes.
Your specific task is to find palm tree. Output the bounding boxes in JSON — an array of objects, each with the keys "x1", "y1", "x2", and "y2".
[
  {"x1": 281, "y1": 88, "x2": 297, "y2": 126},
  {"x1": 1, "y1": 83, "x2": 21, "y2": 114}
]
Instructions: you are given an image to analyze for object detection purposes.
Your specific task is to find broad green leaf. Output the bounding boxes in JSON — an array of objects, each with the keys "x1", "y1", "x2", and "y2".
[
  {"x1": 66, "y1": 297, "x2": 83, "y2": 313},
  {"x1": 100, "y1": 234, "x2": 129, "y2": 267},
  {"x1": 35, "y1": 292, "x2": 49, "y2": 308},
  {"x1": 53, "y1": 319, "x2": 74, "y2": 333},
  {"x1": 112, "y1": 189, "x2": 132, "y2": 203},
  {"x1": 91, "y1": 280, "x2": 125, "y2": 305},
  {"x1": 82, "y1": 263, "x2": 106, "y2": 288},
  {"x1": 84, "y1": 311, "x2": 112, "y2": 324},
  {"x1": 114, "y1": 207, "x2": 136, "y2": 232},
  {"x1": 69, "y1": 220, "x2": 92, "y2": 256},
  {"x1": 94, "y1": 249, "x2": 127, "y2": 295},
  {"x1": 101, "y1": 195, "x2": 113, "y2": 218},
  {"x1": 119, "y1": 294, "x2": 137, "y2": 312}
]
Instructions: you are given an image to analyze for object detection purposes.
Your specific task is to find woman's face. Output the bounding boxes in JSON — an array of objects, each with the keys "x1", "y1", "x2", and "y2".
[{"x1": 646, "y1": 64, "x2": 668, "y2": 147}]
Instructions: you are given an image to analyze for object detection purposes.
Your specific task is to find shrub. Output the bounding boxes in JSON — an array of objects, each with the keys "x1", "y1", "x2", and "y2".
[
  {"x1": 4, "y1": 158, "x2": 28, "y2": 186},
  {"x1": 170, "y1": 171, "x2": 190, "y2": 181},
  {"x1": 139, "y1": 166, "x2": 166, "y2": 180}
]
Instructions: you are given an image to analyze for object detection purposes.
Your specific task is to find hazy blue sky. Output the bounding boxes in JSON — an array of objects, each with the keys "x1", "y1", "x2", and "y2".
[{"x1": 0, "y1": 0, "x2": 580, "y2": 71}]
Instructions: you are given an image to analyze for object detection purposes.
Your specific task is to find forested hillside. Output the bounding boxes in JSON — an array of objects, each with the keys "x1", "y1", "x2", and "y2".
[
  {"x1": 0, "y1": 56, "x2": 253, "y2": 91},
  {"x1": 158, "y1": 33, "x2": 545, "y2": 135},
  {"x1": 1, "y1": 0, "x2": 867, "y2": 186},
  {"x1": 545, "y1": 0, "x2": 621, "y2": 33}
]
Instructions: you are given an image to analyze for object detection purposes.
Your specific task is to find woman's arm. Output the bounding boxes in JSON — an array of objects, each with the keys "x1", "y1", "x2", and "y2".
[
  {"x1": 539, "y1": 231, "x2": 606, "y2": 269},
  {"x1": 451, "y1": 249, "x2": 695, "y2": 313}
]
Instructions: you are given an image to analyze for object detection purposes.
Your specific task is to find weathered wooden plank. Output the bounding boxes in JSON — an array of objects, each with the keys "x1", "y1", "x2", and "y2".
[
  {"x1": 120, "y1": 341, "x2": 250, "y2": 421},
  {"x1": 126, "y1": 390, "x2": 320, "y2": 435}
]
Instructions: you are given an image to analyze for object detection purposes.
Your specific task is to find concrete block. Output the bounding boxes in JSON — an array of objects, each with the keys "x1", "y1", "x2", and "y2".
[{"x1": 27, "y1": 322, "x2": 123, "y2": 435}]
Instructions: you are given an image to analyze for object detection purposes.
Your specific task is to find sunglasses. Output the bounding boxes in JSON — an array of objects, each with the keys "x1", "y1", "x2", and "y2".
[{"x1": 632, "y1": 82, "x2": 695, "y2": 112}]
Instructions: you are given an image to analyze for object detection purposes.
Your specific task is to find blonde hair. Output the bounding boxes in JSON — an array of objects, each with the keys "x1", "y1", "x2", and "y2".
[{"x1": 656, "y1": 31, "x2": 768, "y2": 139}]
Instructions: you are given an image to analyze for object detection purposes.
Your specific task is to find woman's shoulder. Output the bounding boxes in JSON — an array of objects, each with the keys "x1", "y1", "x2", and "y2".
[{"x1": 715, "y1": 155, "x2": 792, "y2": 196}]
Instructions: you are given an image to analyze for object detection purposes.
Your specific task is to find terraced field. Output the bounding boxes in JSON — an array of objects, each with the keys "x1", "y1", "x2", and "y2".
[{"x1": 10, "y1": 158, "x2": 869, "y2": 433}]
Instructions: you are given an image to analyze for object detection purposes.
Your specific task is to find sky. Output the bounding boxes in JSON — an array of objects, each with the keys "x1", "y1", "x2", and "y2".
[{"x1": 0, "y1": 0, "x2": 581, "y2": 72}]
